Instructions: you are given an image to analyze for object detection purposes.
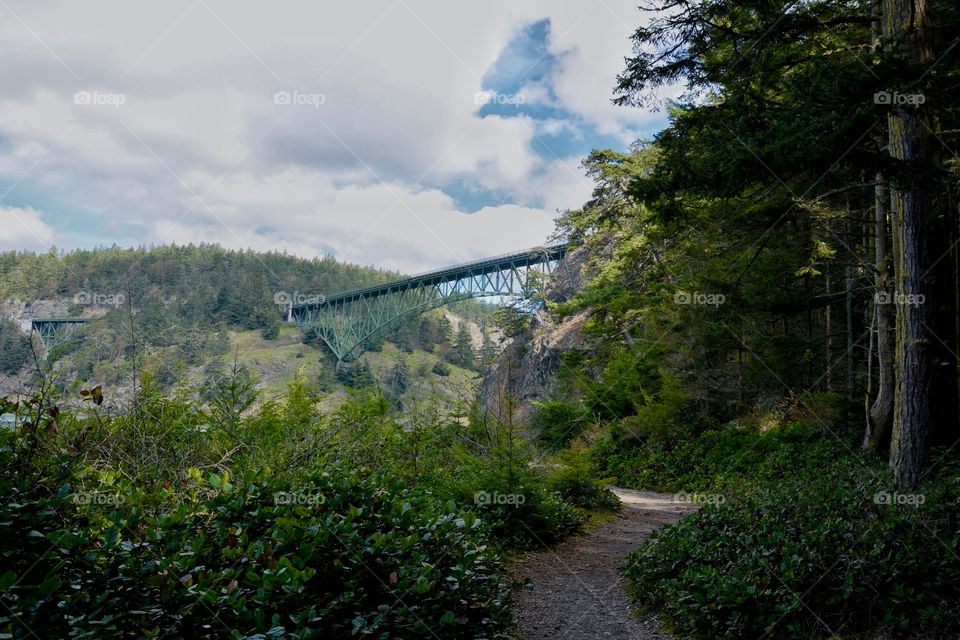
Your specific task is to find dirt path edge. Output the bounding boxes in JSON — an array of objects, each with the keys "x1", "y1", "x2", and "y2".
[{"x1": 509, "y1": 488, "x2": 694, "y2": 640}]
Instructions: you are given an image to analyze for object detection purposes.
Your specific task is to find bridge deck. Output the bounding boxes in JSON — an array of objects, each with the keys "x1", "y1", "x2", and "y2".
[
  {"x1": 30, "y1": 318, "x2": 89, "y2": 325},
  {"x1": 294, "y1": 244, "x2": 568, "y2": 310}
]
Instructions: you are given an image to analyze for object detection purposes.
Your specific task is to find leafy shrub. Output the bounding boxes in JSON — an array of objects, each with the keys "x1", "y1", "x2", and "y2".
[
  {"x1": 1, "y1": 379, "x2": 597, "y2": 639},
  {"x1": 1, "y1": 466, "x2": 511, "y2": 639},
  {"x1": 544, "y1": 454, "x2": 621, "y2": 511},
  {"x1": 590, "y1": 418, "x2": 824, "y2": 492},
  {"x1": 0, "y1": 318, "x2": 31, "y2": 375},
  {"x1": 530, "y1": 400, "x2": 592, "y2": 450},
  {"x1": 474, "y1": 488, "x2": 583, "y2": 549},
  {"x1": 441, "y1": 453, "x2": 585, "y2": 549},
  {"x1": 624, "y1": 449, "x2": 960, "y2": 638}
]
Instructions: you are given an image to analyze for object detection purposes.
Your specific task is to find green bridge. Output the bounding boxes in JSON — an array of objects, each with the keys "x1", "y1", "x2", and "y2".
[
  {"x1": 291, "y1": 244, "x2": 569, "y2": 362},
  {"x1": 31, "y1": 317, "x2": 89, "y2": 350}
]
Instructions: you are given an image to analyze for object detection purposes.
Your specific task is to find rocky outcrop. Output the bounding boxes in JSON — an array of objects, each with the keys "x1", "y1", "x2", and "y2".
[
  {"x1": 1, "y1": 298, "x2": 76, "y2": 333},
  {"x1": 479, "y1": 243, "x2": 592, "y2": 423},
  {"x1": 1, "y1": 298, "x2": 107, "y2": 330}
]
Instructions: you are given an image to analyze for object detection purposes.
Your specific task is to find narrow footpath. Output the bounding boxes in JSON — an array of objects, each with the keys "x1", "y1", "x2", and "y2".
[{"x1": 511, "y1": 488, "x2": 693, "y2": 639}]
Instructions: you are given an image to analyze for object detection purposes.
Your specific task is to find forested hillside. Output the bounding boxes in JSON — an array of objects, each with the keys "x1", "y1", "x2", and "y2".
[{"x1": 0, "y1": 245, "x2": 498, "y2": 400}]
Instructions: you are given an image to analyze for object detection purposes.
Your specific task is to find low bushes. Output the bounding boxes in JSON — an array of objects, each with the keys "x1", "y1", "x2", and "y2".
[
  {"x1": 544, "y1": 453, "x2": 621, "y2": 511},
  {"x1": 1, "y1": 467, "x2": 512, "y2": 639},
  {"x1": 0, "y1": 383, "x2": 592, "y2": 639},
  {"x1": 617, "y1": 432, "x2": 960, "y2": 638}
]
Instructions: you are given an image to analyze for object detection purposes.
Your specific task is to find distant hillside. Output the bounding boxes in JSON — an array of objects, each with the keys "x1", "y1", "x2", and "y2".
[
  {"x1": 0, "y1": 244, "x2": 503, "y2": 402},
  {"x1": 0, "y1": 244, "x2": 398, "y2": 324}
]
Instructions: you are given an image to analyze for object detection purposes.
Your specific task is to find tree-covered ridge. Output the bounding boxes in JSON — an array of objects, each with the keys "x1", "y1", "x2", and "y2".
[
  {"x1": 0, "y1": 243, "x2": 397, "y2": 318},
  {"x1": 0, "y1": 245, "x2": 501, "y2": 393}
]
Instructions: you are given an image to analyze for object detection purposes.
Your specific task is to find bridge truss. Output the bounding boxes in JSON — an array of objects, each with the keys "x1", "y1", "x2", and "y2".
[
  {"x1": 291, "y1": 244, "x2": 568, "y2": 361},
  {"x1": 30, "y1": 318, "x2": 88, "y2": 350}
]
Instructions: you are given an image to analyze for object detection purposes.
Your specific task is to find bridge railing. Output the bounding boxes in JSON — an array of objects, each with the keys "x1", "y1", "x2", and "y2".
[
  {"x1": 293, "y1": 243, "x2": 568, "y2": 311},
  {"x1": 404, "y1": 244, "x2": 567, "y2": 280}
]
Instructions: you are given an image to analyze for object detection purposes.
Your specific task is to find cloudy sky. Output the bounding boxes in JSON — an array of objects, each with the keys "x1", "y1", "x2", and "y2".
[{"x1": 0, "y1": 0, "x2": 669, "y2": 272}]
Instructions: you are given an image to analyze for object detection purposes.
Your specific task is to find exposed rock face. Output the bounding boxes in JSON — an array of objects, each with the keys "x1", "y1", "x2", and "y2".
[
  {"x1": 1, "y1": 298, "x2": 75, "y2": 333},
  {"x1": 480, "y1": 243, "x2": 591, "y2": 423},
  {"x1": 1, "y1": 298, "x2": 106, "y2": 333}
]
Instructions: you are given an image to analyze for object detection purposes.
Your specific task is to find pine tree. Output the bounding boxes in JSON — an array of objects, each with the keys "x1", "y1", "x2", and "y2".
[
  {"x1": 450, "y1": 322, "x2": 475, "y2": 370},
  {"x1": 479, "y1": 330, "x2": 498, "y2": 370},
  {"x1": 391, "y1": 358, "x2": 409, "y2": 393}
]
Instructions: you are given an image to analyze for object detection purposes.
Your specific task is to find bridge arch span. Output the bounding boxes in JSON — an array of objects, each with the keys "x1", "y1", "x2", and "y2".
[{"x1": 291, "y1": 245, "x2": 567, "y2": 361}]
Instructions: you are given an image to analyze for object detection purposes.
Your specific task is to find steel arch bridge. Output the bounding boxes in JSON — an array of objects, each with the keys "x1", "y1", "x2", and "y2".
[
  {"x1": 30, "y1": 318, "x2": 88, "y2": 350},
  {"x1": 291, "y1": 244, "x2": 568, "y2": 362}
]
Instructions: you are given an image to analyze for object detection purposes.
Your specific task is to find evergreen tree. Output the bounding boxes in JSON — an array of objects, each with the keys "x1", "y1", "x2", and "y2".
[
  {"x1": 391, "y1": 358, "x2": 409, "y2": 394},
  {"x1": 450, "y1": 321, "x2": 475, "y2": 370},
  {"x1": 479, "y1": 330, "x2": 498, "y2": 370},
  {"x1": 0, "y1": 319, "x2": 31, "y2": 375}
]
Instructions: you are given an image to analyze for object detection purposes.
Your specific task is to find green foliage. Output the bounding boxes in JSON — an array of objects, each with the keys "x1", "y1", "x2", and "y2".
[
  {"x1": 431, "y1": 361, "x2": 451, "y2": 377},
  {"x1": 492, "y1": 306, "x2": 529, "y2": 339},
  {"x1": 2, "y1": 378, "x2": 600, "y2": 638},
  {"x1": 0, "y1": 464, "x2": 511, "y2": 638},
  {"x1": 259, "y1": 314, "x2": 280, "y2": 340},
  {"x1": 390, "y1": 358, "x2": 409, "y2": 394},
  {"x1": 582, "y1": 405, "x2": 960, "y2": 638},
  {"x1": 446, "y1": 321, "x2": 476, "y2": 370},
  {"x1": 445, "y1": 462, "x2": 584, "y2": 549},
  {"x1": 530, "y1": 400, "x2": 592, "y2": 450},
  {"x1": 478, "y1": 330, "x2": 499, "y2": 369},
  {"x1": 624, "y1": 450, "x2": 960, "y2": 638},
  {"x1": 205, "y1": 359, "x2": 259, "y2": 438},
  {"x1": 0, "y1": 318, "x2": 31, "y2": 375},
  {"x1": 589, "y1": 392, "x2": 853, "y2": 492},
  {"x1": 335, "y1": 360, "x2": 375, "y2": 389},
  {"x1": 544, "y1": 453, "x2": 621, "y2": 511}
]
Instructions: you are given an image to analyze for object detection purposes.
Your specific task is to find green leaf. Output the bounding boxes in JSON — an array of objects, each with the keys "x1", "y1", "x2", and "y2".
[{"x1": 0, "y1": 571, "x2": 16, "y2": 590}]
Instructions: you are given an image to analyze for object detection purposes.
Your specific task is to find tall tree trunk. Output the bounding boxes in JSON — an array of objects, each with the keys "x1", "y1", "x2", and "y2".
[
  {"x1": 825, "y1": 273, "x2": 833, "y2": 392},
  {"x1": 865, "y1": 177, "x2": 895, "y2": 451},
  {"x1": 845, "y1": 199, "x2": 856, "y2": 397},
  {"x1": 884, "y1": 0, "x2": 956, "y2": 487},
  {"x1": 846, "y1": 264, "x2": 855, "y2": 395}
]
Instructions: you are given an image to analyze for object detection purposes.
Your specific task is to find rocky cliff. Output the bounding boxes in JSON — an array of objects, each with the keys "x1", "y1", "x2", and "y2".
[{"x1": 479, "y1": 242, "x2": 593, "y2": 423}]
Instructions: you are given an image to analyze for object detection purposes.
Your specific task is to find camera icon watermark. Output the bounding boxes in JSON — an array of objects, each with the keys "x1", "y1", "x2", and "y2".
[
  {"x1": 874, "y1": 90, "x2": 925, "y2": 106},
  {"x1": 73, "y1": 491, "x2": 124, "y2": 506},
  {"x1": 673, "y1": 291, "x2": 726, "y2": 307},
  {"x1": 874, "y1": 291, "x2": 925, "y2": 306},
  {"x1": 674, "y1": 491, "x2": 726, "y2": 505},
  {"x1": 74, "y1": 290, "x2": 125, "y2": 308},
  {"x1": 74, "y1": 90, "x2": 127, "y2": 109},
  {"x1": 273, "y1": 490, "x2": 325, "y2": 507},
  {"x1": 874, "y1": 490, "x2": 925, "y2": 507},
  {"x1": 474, "y1": 491, "x2": 525, "y2": 506},
  {"x1": 273, "y1": 291, "x2": 325, "y2": 307},
  {"x1": 474, "y1": 90, "x2": 526, "y2": 108},
  {"x1": 273, "y1": 90, "x2": 326, "y2": 109}
]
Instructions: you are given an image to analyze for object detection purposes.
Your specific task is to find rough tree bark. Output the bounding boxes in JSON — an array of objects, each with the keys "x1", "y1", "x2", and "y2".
[
  {"x1": 884, "y1": 0, "x2": 956, "y2": 487},
  {"x1": 865, "y1": 177, "x2": 895, "y2": 451},
  {"x1": 864, "y1": 1, "x2": 895, "y2": 453}
]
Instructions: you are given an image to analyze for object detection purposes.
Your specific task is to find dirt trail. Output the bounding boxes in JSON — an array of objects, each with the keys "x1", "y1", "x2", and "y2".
[{"x1": 511, "y1": 488, "x2": 693, "y2": 639}]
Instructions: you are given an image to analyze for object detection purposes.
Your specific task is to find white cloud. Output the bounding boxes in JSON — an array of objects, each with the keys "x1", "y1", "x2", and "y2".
[
  {"x1": 0, "y1": 206, "x2": 56, "y2": 250},
  {"x1": 147, "y1": 172, "x2": 556, "y2": 273},
  {"x1": 0, "y1": 0, "x2": 667, "y2": 270}
]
